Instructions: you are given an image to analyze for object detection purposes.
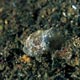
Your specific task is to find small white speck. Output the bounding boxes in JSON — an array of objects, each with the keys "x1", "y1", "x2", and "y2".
[
  {"x1": 27, "y1": 36, "x2": 30, "y2": 40},
  {"x1": 72, "y1": 5, "x2": 77, "y2": 10},
  {"x1": 62, "y1": 12, "x2": 66, "y2": 16},
  {"x1": 38, "y1": 74, "x2": 41, "y2": 77},
  {"x1": 71, "y1": 20, "x2": 73, "y2": 23},
  {"x1": 0, "y1": 52, "x2": 3, "y2": 55},
  {"x1": 18, "y1": 73, "x2": 23, "y2": 77}
]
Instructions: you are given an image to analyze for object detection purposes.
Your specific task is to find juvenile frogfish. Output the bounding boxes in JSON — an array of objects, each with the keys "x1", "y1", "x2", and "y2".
[{"x1": 23, "y1": 27, "x2": 65, "y2": 57}]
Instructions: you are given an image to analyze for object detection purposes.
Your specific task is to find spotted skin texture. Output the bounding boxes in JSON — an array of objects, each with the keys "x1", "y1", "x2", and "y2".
[{"x1": 23, "y1": 27, "x2": 65, "y2": 57}]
